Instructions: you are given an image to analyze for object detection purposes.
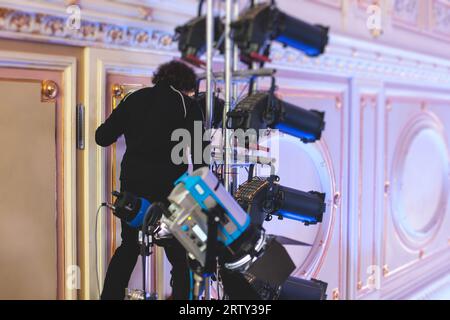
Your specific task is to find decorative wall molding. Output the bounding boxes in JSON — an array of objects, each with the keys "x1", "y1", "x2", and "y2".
[
  {"x1": 308, "y1": 0, "x2": 342, "y2": 9},
  {"x1": 268, "y1": 34, "x2": 450, "y2": 86},
  {"x1": 391, "y1": 0, "x2": 450, "y2": 41},
  {"x1": 389, "y1": 111, "x2": 448, "y2": 250},
  {"x1": 356, "y1": 94, "x2": 378, "y2": 298},
  {"x1": 0, "y1": 0, "x2": 196, "y2": 30},
  {"x1": 1, "y1": 3, "x2": 450, "y2": 87},
  {"x1": 0, "y1": 7, "x2": 177, "y2": 52},
  {"x1": 408, "y1": 274, "x2": 450, "y2": 300},
  {"x1": 431, "y1": 0, "x2": 450, "y2": 37},
  {"x1": 392, "y1": 0, "x2": 420, "y2": 27}
]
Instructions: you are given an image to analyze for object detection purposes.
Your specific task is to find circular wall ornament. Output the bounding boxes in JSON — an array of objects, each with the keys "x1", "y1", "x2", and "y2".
[{"x1": 391, "y1": 111, "x2": 449, "y2": 250}]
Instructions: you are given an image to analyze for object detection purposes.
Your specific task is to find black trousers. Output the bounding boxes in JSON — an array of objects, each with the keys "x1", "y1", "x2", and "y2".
[{"x1": 101, "y1": 179, "x2": 191, "y2": 300}]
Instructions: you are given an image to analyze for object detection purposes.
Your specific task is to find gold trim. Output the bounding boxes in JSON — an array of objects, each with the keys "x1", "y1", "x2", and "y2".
[
  {"x1": 419, "y1": 249, "x2": 425, "y2": 259},
  {"x1": 370, "y1": 28, "x2": 383, "y2": 38},
  {"x1": 383, "y1": 264, "x2": 389, "y2": 277},
  {"x1": 332, "y1": 288, "x2": 340, "y2": 300},
  {"x1": 109, "y1": 86, "x2": 121, "y2": 257},
  {"x1": 42, "y1": 80, "x2": 59, "y2": 102},
  {"x1": 357, "y1": 281, "x2": 363, "y2": 290},
  {"x1": 333, "y1": 192, "x2": 341, "y2": 207},
  {"x1": 384, "y1": 180, "x2": 390, "y2": 196},
  {"x1": 335, "y1": 96, "x2": 342, "y2": 109},
  {"x1": 108, "y1": 83, "x2": 146, "y2": 258},
  {"x1": 112, "y1": 83, "x2": 124, "y2": 99}
]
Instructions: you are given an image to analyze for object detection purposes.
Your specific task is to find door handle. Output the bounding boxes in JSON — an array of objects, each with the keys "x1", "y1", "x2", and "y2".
[{"x1": 76, "y1": 103, "x2": 85, "y2": 150}]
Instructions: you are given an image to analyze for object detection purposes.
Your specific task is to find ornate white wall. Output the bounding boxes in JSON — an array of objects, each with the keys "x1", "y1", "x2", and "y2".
[{"x1": 0, "y1": 0, "x2": 448, "y2": 300}]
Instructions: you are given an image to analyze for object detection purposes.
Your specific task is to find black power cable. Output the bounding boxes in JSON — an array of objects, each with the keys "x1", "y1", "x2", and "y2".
[{"x1": 94, "y1": 203, "x2": 110, "y2": 297}]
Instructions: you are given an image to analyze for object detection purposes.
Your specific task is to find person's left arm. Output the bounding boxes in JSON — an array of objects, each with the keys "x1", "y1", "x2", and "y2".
[{"x1": 95, "y1": 93, "x2": 131, "y2": 147}]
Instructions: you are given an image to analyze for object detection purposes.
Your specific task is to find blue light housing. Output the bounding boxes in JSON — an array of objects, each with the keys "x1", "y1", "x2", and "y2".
[
  {"x1": 274, "y1": 123, "x2": 317, "y2": 143},
  {"x1": 277, "y1": 210, "x2": 319, "y2": 225}
]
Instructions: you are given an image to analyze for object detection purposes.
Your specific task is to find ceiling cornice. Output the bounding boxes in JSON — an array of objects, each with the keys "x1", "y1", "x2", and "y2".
[{"x1": 0, "y1": 1, "x2": 449, "y2": 86}]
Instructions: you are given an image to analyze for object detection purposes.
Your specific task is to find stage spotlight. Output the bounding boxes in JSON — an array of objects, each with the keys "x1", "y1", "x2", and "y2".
[
  {"x1": 226, "y1": 91, "x2": 325, "y2": 143},
  {"x1": 175, "y1": 15, "x2": 224, "y2": 66},
  {"x1": 220, "y1": 272, "x2": 328, "y2": 300},
  {"x1": 235, "y1": 176, "x2": 326, "y2": 226},
  {"x1": 278, "y1": 277, "x2": 328, "y2": 300},
  {"x1": 231, "y1": 2, "x2": 329, "y2": 63},
  {"x1": 159, "y1": 167, "x2": 297, "y2": 299}
]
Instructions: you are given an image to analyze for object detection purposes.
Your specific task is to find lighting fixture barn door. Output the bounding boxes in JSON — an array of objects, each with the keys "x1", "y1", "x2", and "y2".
[{"x1": 0, "y1": 69, "x2": 66, "y2": 299}]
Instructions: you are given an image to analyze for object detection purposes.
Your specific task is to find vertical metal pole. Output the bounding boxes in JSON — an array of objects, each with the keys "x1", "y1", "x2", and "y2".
[
  {"x1": 223, "y1": 0, "x2": 234, "y2": 192},
  {"x1": 232, "y1": 1, "x2": 239, "y2": 105},
  {"x1": 145, "y1": 254, "x2": 153, "y2": 298},
  {"x1": 205, "y1": 0, "x2": 215, "y2": 132},
  {"x1": 204, "y1": 0, "x2": 215, "y2": 300},
  {"x1": 231, "y1": 0, "x2": 239, "y2": 193},
  {"x1": 144, "y1": 255, "x2": 149, "y2": 296},
  {"x1": 249, "y1": 1, "x2": 259, "y2": 94}
]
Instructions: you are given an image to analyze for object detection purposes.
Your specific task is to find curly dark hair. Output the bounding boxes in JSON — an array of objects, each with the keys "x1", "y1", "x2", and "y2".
[{"x1": 152, "y1": 60, "x2": 197, "y2": 92}]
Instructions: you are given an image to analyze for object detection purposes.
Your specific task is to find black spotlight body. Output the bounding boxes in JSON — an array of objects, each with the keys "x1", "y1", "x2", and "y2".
[
  {"x1": 235, "y1": 176, "x2": 326, "y2": 227},
  {"x1": 273, "y1": 98, "x2": 325, "y2": 143},
  {"x1": 278, "y1": 277, "x2": 328, "y2": 300},
  {"x1": 226, "y1": 91, "x2": 325, "y2": 143},
  {"x1": 219, "y1": 236, "x2": 296, "y2": 300},
  {"x1": 270, "y1": 185, "x2": 325, "y2": 225},
  {"x1": 175, "y1": 16, "x2": 224, "y2": 65},
  {"x1": 275, "y1": 10, "x2": 329, "y2": 56},
  {"x1": 231, "y1": 3, "x2": 329, "y2": 63},
  {"x1": 230, "y1": 4, "x2": 275, "y2": 62}
]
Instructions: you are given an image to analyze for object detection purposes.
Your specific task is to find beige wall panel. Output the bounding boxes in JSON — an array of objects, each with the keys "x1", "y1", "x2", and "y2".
[{"x1": 0, "y1": 80, "x2": 57, "y2": 299}]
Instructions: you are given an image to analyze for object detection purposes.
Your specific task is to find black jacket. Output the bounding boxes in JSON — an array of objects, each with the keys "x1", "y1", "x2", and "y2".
[{"x1": 96, "y1": 82, "x2": 208, "y2": 194}]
